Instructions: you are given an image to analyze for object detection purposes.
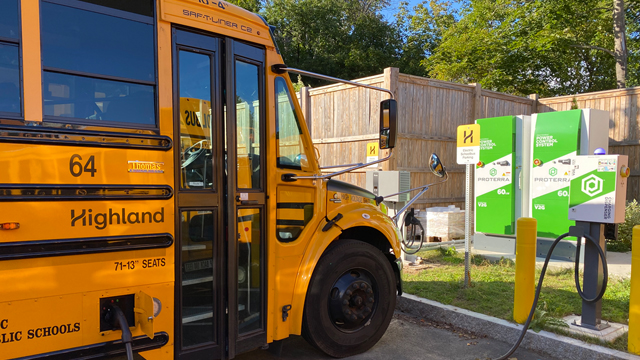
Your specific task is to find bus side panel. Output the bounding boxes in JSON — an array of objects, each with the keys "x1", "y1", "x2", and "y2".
[
  {"x1": 1, "y1": 247, "x2": 174, "y2": 302},
  {"x1": 0, "y1": 200, "x2": 174, "y2": 244},
  {"x1": 0, "y1": 282, "x2": 173, "y2": 359},
  {"x1": 0, "y1": 143, "x2": 173, "y2": 185},
  {"x1": 0, "y1": 294, "x2": 84, "y2": 359}
]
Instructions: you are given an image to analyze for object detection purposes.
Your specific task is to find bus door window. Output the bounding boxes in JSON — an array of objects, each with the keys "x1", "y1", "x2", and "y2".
[
  {"x1": 235, "y1": 61, "x2": 261, "y2": 190},
  {"x1": 234, "y1": 59, "x2": 263, "y2": 334},
  {"x1": 179, "y1": 50, "x2": 214, "y2": 190}
]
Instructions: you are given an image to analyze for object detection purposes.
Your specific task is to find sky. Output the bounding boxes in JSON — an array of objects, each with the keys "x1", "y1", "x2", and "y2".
[{"x1": 380, "y1": 0, "x2": 426, "y2": 23}]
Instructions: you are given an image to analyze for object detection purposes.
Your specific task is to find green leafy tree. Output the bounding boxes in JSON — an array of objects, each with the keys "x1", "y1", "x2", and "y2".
[
  {"x1": 226, "y1": 0, "x2": 263, "y2": 13},
  {"x1": 626, "y1": 0, "x2": 640, "y2": 87},
  {"x1": 425, "y1": 0, "x2": 639, "y2": 96},
  {"x1": 261, "y1": 0, "x2": 401, "y2": 85},
  {"x1": 394, "y1": 0, "x2": 458, "y2": 77}
]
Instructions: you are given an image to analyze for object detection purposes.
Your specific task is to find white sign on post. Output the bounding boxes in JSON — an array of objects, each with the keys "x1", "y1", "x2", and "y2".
[
  {"x1": 457, "y1": 124, "x2": 480, "y2": 165},
  {"x1": 456, "y1": 124, "x2": 480, "y2": 288}
]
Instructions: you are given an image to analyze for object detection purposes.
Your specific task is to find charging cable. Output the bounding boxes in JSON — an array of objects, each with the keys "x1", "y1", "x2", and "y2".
[
  {"x1": 105, "y1": 305, "x2": 134, "y2": 360},
  {"x1": 495, "y1": 229, "x2": 608, "y2": 360},
  {"x1": 402, "y1": 209, "x2": 425, "y2": 254}
]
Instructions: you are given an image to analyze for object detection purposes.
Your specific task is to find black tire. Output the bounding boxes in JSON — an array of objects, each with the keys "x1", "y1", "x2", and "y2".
[{"x1": 301, "y1": 240, "x2": 396, "y2": 358}]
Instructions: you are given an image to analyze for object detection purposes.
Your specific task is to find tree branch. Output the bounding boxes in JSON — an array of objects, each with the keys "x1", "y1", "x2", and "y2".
[{"x1": 569, "y1": 44, "x2": 615, "y2": 57}]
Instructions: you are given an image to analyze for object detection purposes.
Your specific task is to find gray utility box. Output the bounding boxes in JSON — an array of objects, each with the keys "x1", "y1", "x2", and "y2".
[{"x1": 365, "y1": 171, "x2": 411, "y2": 202}]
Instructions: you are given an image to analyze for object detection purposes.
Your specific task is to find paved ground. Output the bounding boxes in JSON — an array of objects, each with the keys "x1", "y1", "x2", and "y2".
[{"x1": 235, "y1": 313, "x2": 560, "y2": 360}]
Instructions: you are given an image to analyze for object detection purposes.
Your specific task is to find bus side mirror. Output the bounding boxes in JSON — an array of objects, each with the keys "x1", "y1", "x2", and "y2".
[
  {"x1": 379, "y1": 99, "x2": 397, "y2": 150},
  {"x1": 429, "y1": 153, "x2": 447, "y2": 178}
]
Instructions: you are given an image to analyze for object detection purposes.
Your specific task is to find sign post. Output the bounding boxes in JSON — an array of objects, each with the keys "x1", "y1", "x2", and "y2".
[{"x1": 457, "y1": 124, "x2": 480, "y2": 288}]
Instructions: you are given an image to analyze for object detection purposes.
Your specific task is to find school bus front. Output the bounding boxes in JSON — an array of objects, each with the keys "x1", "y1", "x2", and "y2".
[{"x1": 0, "y1": 1, "x2": 403, "y2": 359}]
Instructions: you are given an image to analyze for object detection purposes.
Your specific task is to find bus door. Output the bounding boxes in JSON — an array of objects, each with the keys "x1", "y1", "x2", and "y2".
[
  {"x1": 225, "y1": 40, "x2": 267, "y2": 358},
  {"x1": 173, "y1": 29, "x2": 266, "y2": 359}
]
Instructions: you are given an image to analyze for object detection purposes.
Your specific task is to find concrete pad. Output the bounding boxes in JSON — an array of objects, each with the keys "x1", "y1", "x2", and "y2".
[{"x1": 562, "y1": 315, "x2": 628, "y2": 342}]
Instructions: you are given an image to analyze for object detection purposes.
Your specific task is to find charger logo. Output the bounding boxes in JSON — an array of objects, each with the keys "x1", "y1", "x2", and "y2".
[
  {"x1": 71, "y1": 208, "x2": 165, "y2": 230},
  {"x1": 581, "y1": 175, "x2": 603, "y2": 197}
]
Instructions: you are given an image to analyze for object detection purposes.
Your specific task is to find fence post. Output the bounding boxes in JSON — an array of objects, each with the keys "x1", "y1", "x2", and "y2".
[
  {"x1": 528, "y1": 94, "x2": 539, "y2": 114},
  {"x1": 629, "y1": 225, "x2": 640, "y2": 354},
  {"x1": 300, "y1": 86, "x2": 312, "y2": 139},
  {"x1": 514, "y1": 217, "x2": 537, "y2": 324},
  {"x1": 470, "y1": 83, "x2": 482, "y2": 122}
]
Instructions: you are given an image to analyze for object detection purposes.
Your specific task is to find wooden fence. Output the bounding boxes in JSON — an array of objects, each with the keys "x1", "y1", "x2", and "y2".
[
  {"x1": 299, "y1": 68, "x2": 640, "y2": 209},
  {"x1": 299, "y1": 68, "x2": 535, "y2": 210}
]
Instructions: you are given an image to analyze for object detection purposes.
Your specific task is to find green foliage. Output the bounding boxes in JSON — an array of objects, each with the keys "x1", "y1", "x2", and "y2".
[
  {"x1": 225, "y1": 0, "x2": 262, "y2": 13},
  {"x1": 424, "y1": 0, "x2": 639, "y2": 96},
  {"x1": 227, "y1": 0, "x2": 638, "y2": 96},
  {"x1": 529, "y1": 301, "x2": 570, "y2": 332},
  {"x1": 571, "y1": 97, "x2": 579, "y2": 110},
  {"x1": 263, "y1": 0, "x2": 402, "y2": 85},
  {"x1": 607, "y1": 199, "x2": 640, "y2": 252},
  {"x1": 393, "y1": 1, "x2": 458, "y2": 77},
  {"x1": 626, "y1": 0, "x2": 640, "y2": 87},
  {"x1": 437, "y1": 246, "x2": 458, "y2": 257},
  {"x1": 292, "y1": 74, "x2": 307, "y2": 93}
]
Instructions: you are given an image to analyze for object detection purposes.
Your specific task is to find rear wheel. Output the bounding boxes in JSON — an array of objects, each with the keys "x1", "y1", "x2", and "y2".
[{"x1": 302, "y1": 240, "x2": 396, "y2": 358}]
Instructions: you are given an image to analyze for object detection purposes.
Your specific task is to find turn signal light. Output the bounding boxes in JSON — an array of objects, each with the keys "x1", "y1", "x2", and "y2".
[
  {"x1": 1, "y1": 222, "x2": 20, "y2": 230},
  {"x1": 621, "y1": 166, "x2": 631, "y2": 178}
]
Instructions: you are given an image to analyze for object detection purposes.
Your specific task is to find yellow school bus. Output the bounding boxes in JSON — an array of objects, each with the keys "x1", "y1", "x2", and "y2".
[{"x1": 0, "y1": 1, "x2": 403, "y2": 359}]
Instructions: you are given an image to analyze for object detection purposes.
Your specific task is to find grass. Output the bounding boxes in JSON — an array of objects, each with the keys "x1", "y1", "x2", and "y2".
[{"x1": 402, "y1": 247, "x2": 631, "y2": 351}]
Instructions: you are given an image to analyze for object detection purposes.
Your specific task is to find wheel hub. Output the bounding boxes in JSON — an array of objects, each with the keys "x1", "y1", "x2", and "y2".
[{"x1": 328, "y1": 270, "x2": 377, "y2": 332}]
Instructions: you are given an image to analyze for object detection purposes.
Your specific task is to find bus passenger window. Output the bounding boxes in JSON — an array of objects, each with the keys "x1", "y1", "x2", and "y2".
[
  {"x1": 0, "y1": 0, "x2": 21, "y2": 116},
  {"x1": 40, "y1": 0, "x2": 156, "y2": 127},
  {"x1": 0, "y1": 44, "x2": 20, "y2": 115},
  {"x1": 0, "y1": 0, "x2": 20, "y2": 39}
]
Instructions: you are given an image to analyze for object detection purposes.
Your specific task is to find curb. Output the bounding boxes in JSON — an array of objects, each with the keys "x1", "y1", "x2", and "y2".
[{"x1": 397, "y1": 293, "x2": 640, "y2": 360}]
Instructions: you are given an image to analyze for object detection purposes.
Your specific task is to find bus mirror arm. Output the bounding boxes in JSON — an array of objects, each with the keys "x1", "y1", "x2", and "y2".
[
  {"x1": 285, "y1": 149, "x2": 394, "y2": 181},
  {"x1": 271, "y1": 65, "x2": 395, "y2": 100},
  {"x1": 389, "y1": 173, "x2": 449, "y2": 226}
]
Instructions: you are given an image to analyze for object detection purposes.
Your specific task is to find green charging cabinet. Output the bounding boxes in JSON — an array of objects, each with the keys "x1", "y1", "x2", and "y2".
[
  {"x1": 475, "y1": 116, "x2": 516, "y2": 235},
  {"x1": 529, "y1": 109, "x2": 609, "y2": 240}
]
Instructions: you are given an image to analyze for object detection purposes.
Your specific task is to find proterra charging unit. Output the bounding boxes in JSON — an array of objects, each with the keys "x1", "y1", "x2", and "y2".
[
  {"x1": 529, "y1": 109, "x2": 609, "y2": 260},
  {"x1": 497, "y1": 153, "x2": 631, "y2": 360},
  {"x1": 495, "y1": 153, "x2": 630, "y2": 359},
  {"x1": 474, "y1": 115, "x2": 531, "y2": 252},
  {"x1": 568, "y1": 154, "x2": 629, "y2": 329}
]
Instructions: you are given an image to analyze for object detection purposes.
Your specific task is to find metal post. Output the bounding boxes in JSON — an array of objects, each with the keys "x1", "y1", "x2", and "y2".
[
  {"x1": 514, "y1": 218, "x2": 537, "y2": 324},
  {"x1": 464, "y1": 164, "x2": 471, "y2": 287},
  {"x1": 628, "y1": 225, "x2": 640, "y2": 354},
  {"x1": 576, "y1": 221, "x2": 608, "y2": 330}
]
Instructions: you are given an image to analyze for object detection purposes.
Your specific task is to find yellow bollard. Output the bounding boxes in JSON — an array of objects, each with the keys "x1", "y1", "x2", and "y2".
[
  {"x1": 628, "y1": 225, "x2": 640, "y2": 354},
  {"x1": 514, "y1": 217, "x2": 537, "y2": 324}
]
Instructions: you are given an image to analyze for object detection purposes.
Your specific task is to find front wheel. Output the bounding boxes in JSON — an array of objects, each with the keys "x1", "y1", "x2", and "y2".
[{"x1": 302, "y1": 240, "x2": 396, "y2": 358}]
